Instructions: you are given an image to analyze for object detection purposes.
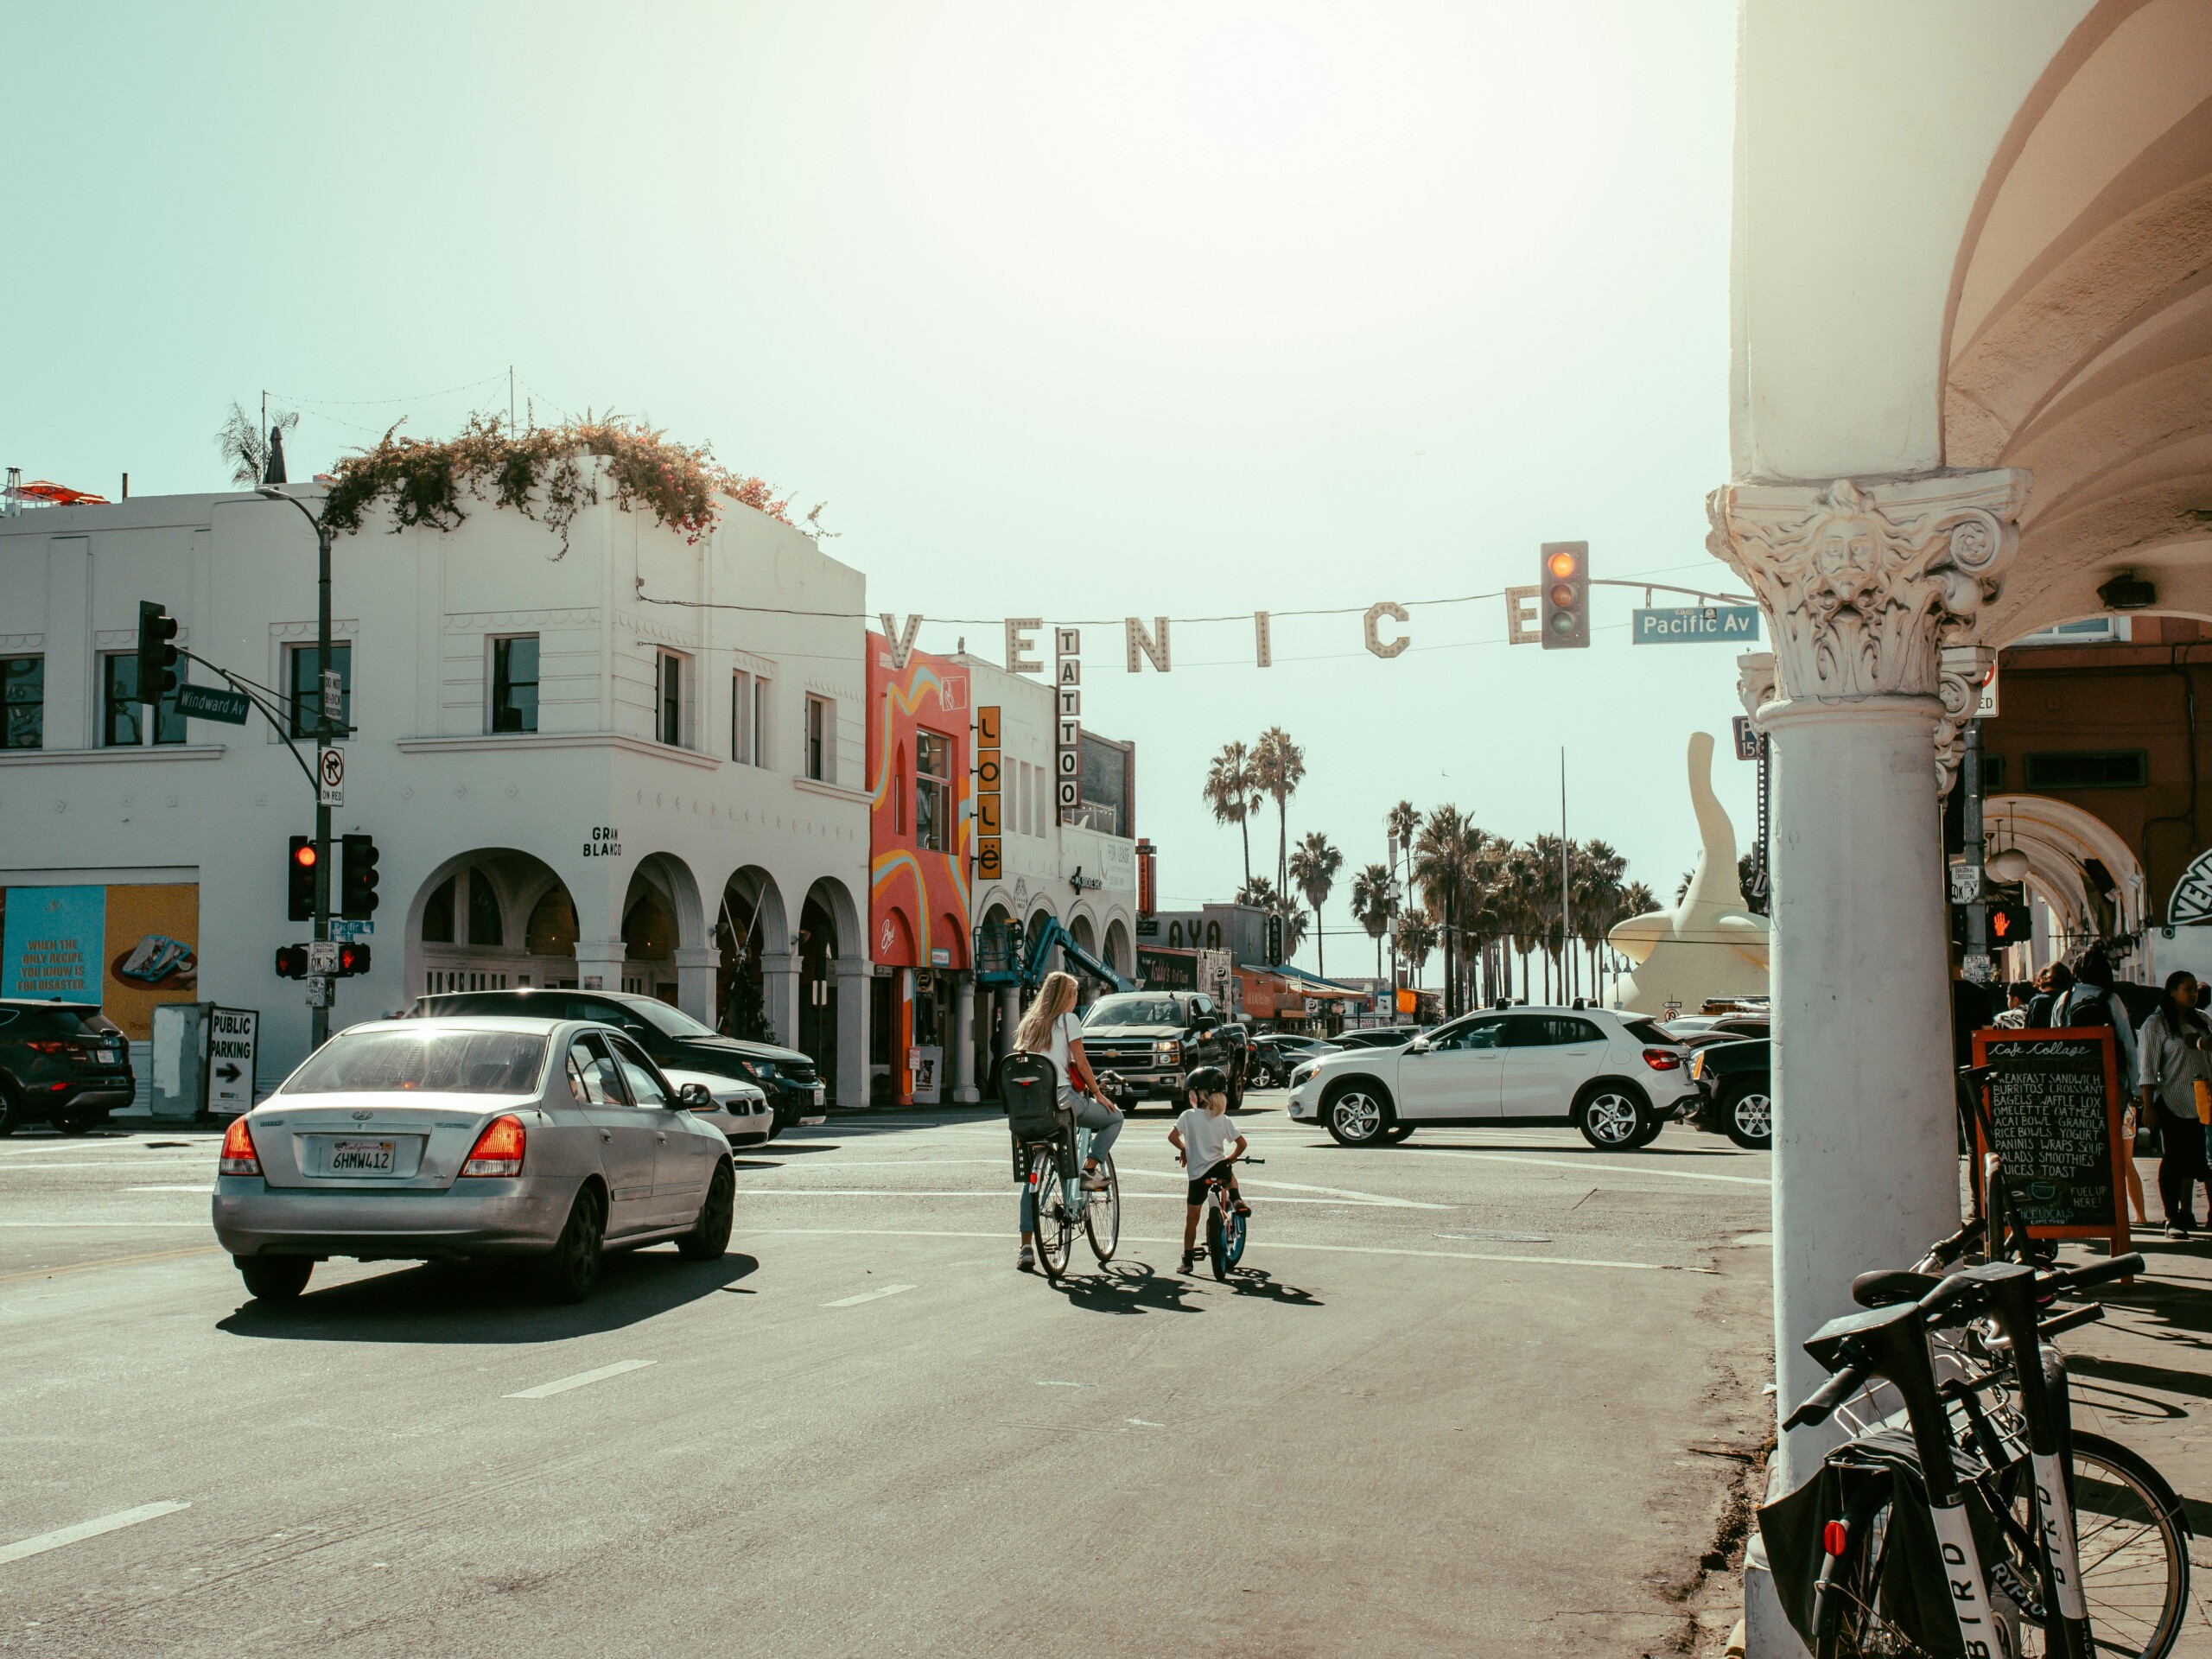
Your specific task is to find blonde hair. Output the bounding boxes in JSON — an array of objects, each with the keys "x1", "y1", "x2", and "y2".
[{"x1": 1015, "y1": 972, "x2": 1080, "y2": 1054}]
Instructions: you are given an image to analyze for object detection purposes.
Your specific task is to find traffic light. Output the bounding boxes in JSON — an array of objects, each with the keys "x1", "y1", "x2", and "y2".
[
  {"x1": 1265, "y1": 910, "x2": 1284, "y2": 966},
  {"x1": 340, "y1": 833, "x2": 381, "y2": 918},
  {"x1": 136, "y1": 601, "x2": 179, "y2": 703},
  {"x1": 288, "y1": 836, "x2": 318, "y2": 921},
  {"x1": 274, "y1": 944, "x2": 310, "y2": 979},
  {"x1": 1538, "y1": 542, "x2": 1589, "y2": 650},
  {"x1": 335, "y1": 941, "x2": 372, "y2": 976},
  {"x1": 1988, "y1": 899, "x2": 2031, "y2": 947}
]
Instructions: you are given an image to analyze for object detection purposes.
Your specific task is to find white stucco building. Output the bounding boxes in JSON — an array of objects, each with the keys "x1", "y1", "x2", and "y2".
[
  {"x1": 0, "y1": 473, "x2": 874, "y2": 1103},
  {"x1": 1720, "y1": 3, "x2": 2212, "y2": 1647}
]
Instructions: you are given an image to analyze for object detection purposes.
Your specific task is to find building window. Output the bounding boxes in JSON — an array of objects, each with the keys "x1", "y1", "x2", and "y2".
[
  {"x1": 423, "y1": 876, "x2": 456, "y2": 943},
  {"x1": 916, "y1": 730, "x2": 950, "y2": 852},
  {"x1": 490, "y1": 635, "x2": 539, "y2": 734},
  {"x1": 732, "y1": 671, "x2": 753, "y2": 764},
  {"x1": 805, "y1": 694, "x2": 832, "y2": 782},
  {"x1": 101, "y1": 653, "x2": 186, "y2": 747},
  {"x1": 2022, "y1": 750, "x2": 2148, "y2": 790},
  {"x1": 1018, "y1": 761, "x2": 1033, "y2": 836},
  {"x1": 2, "y1": 656, "x2": 41, "y2": 750},
  {"x1": 657, "y1": 651, "x2": 685, "y2": 747},
  {"x1": 1036, "y1": 760, "x2": 1051, "y2": 835},
  {"x1": 286, "y1": 642, "x2": 352, "y2": 738}
]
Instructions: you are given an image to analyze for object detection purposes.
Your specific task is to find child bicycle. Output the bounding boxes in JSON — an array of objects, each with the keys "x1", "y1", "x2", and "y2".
[{"x1": 1192, "y1": 1153, "x2": 1263, "y2": 1281}]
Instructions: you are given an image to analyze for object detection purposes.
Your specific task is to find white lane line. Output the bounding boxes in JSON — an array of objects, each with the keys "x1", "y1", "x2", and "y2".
[
  {"x1": 734, "y1": 1189, "x2": 1414, "y2": 1207},
  {"x1": 124, "y1": 1185, "x2": 213, "y2": 1194},
  {"x1": 0, "y1": 1502, "x2": 190, "y2": 1567},
  {"x1": 0, "y1": 1160, "x2": 213, "y2": 1172},
  {"x1": 823, "y1": 1282, "x2": 916, "y2": 1307},
  {"x1": 741, "y1": 1228, "x2": 1702, "y2": 1273},
  {"x1": 1116, "y1": 1168, "x2": 1452, "y2": 1211},
  {"x1": 504, "y1": 1359, "x2": 656, "y2": 1399},
  {"x1": 1397, "y1": 1148, "x2": 1769, "y2": 1186},
  {"x1": 0, "y1": 1222, "x2": 210, "y2": 1229}
]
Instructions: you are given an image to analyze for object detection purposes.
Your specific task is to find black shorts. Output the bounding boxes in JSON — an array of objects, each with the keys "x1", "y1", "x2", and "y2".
[{"x1": 1186, "y1": 1161, "x2": 1236, "y2": 1205}]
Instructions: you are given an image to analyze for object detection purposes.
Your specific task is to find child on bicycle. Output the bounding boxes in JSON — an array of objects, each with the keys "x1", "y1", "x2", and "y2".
[{"x1": 1169, "y1": 1065, "x2": 1249, "y2": 1274}]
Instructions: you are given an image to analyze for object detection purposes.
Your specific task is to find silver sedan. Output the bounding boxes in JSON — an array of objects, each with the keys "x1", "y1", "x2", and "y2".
[{"x1": 212, "y1": 1017, "x2": 736, "y2": 1304}]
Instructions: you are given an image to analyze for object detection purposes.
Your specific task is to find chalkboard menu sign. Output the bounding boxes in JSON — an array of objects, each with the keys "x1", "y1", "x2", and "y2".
[{"x1": 1970, "y1": 1027, "x2": 2128, "y2": 1249}]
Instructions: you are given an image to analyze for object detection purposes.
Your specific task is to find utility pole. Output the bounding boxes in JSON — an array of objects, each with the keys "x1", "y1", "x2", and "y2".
[
  {"x1": 260, "y1": 487, "x2": 340, "y2": 1046},
  {"x1": 1962, "y1": 721, "x2": 1989, "y2": 983},
  {"x1": 1560, "y1": 748, "x2": 1572, "y2": 1004}
]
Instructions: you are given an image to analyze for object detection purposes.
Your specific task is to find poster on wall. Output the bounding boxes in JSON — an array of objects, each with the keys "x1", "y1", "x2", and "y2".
[{"x1": 0, "y1": 882, "x2": 200, "y2": 1041}]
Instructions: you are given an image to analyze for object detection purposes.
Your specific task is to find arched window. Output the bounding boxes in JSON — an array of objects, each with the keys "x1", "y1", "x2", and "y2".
[
  {"x1": 467, "y1": 873, "x2": 504, "y2": 946},
  {"x1": 423, "y1": 876, "x2": 456, "y2": 944}
]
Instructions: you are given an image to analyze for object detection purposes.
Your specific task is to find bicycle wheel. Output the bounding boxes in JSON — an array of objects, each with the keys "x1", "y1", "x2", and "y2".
[
  {"x1": 1033, "y1": 1160, "x2": 1074, "y2": 1282},
  {"x1": 1083, "y1": 1154, "x2": 1119, "y2": 1263},
  {"x1": 2009, "y1": 1432, "x2": 2190, "y2": 1659},
  {"x1": 1815, "y1": 1481, "x2": 1951, "y2": 1658},
  {"x1": 1222, "y1": 1207, "x2": 1247, "y2": 1271},
  {"x1": 1205, "y1": 1207, "x2": 1227, "y2": 1281}
]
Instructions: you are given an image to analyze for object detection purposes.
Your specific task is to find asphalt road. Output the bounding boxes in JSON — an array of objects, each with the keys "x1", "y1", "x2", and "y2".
[{"x1": 0, "y1": 1095, "x2": 1772, "y2": 1658}]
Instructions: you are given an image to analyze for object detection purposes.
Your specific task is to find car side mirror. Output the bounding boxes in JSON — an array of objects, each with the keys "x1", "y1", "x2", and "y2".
[
  {"x1": 678, "y1": 1082, "x2": 715, "y2": 1110},
  {"x1": 1408, "y1": 1036, "x2": 1430, "y2": 1053},
  {"x1": 1193, "y1": 1015, "x2": 1217, "y2": 1033}
]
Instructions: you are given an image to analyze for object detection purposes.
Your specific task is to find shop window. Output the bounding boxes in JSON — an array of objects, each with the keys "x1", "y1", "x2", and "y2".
[
  {"x1": 101, "y1": 652, "x2": 185, "y2": 747},
  {"x1": 286, "y1": 642, "x2": 352, "y2": 738},
  {"x1": 423, "y1": 876, "x2": 456, "y2": 943},
  {"x1": 916, "y1": 730, "x2": 950, "y2": 853},
  {"x1": 2, "y1": 655, "x2": 42, "y2": 749},
  {"x1": 490, "y1": 635, "x2": 539, "y2": 734},
  {"x1": 657, "y1": 651, "x2": 686, "y2": 747},
  {"x1": 2022, "y1": 750, "x2": 2147, "y2": 790},
  {"x1": 467, "y1": 873, "x2": 504, "y2": 946},
  {"x1": 806, "y1": 695, "x2": 833, "y2": 782}
]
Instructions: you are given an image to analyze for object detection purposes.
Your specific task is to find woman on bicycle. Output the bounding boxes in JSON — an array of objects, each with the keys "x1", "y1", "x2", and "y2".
[{"x1": 1013, "y1": 970, "x2": 1122, "y2": 1272}]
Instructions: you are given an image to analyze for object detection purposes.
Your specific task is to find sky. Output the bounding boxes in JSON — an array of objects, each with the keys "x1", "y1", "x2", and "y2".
[{"x1": 3, "y1": 1, "x2": 1747, "y2": 976}]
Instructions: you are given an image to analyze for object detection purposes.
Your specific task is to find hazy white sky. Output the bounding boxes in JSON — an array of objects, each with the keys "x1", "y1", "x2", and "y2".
[{"x1": 4, "y1": 1, "x2": 1746, "y2": 971}]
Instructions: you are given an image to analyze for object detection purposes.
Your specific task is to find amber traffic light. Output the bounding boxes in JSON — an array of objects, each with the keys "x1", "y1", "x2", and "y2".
[{"x1": 1539, "y1": 542, "x2": 1589, "y2": 649}]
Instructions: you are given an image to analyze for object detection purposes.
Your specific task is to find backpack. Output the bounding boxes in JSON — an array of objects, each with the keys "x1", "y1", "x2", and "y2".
[{"x1": 999, "y1": 1051, "x2": 1064, "y2": 1142}]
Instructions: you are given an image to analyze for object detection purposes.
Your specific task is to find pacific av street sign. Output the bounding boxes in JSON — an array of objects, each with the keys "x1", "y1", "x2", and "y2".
[
  {"x1": 174, "y1": 683, "x2": 252, "y2": 724},
  {"x1": 1632, "y1": 606, "x2": 1762, "y2": 645}
]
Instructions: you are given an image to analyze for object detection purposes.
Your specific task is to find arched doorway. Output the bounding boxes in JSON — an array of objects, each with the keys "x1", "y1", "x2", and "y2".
[
  {"x1": 410, "y1": 850, "x2": 579, "y2": 998},
  {"x1": 1104, "y1": 918, "x2": 1133, "y2": 981},
  {"x1": 619, "y1": 855, "x2": 705, "y2": 1008},
  {"x1": 716, "y1": 867, "x2": 788, "y2": 1041}
]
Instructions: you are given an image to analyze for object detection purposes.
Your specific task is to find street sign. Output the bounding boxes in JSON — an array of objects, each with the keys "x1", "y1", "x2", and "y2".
[
  {"x1": 307, "y1": 940, "x2": 340, "y2": 975},
  {"x1": 1977, "y1": 658, "x2": 1999, "y2": 718},
  {"x1": 207, "y1": 1007, "x2": 258, "y2": 1114},
  {"x1": 174, "y1": 683, "x2": 251, "y2": 725},
  {"x1": 317, "y1": 745, "x2": 345, "y2": 806},
  {"x1": 305, "y1": 976, "x2": 332, "y2": 1007},
  {"x1": 1731, "y1": 716, "x2": 1760, "y2": 761},
  {"x1": 322, "y1": 670, "x2": 344, "y2": 721},
  {"x1": 331, "y1": 918, "x2": 374, "y2": 943},
  {"x1": 1632, "y1": 606, "x2": 1762, "y2": 645},
  {"x1": 1963, "y1": 952, "x2": 1995, "y2": 984},
  {"x1": 1948, "y1": 863, "x2": 1980, "y2": 904}
]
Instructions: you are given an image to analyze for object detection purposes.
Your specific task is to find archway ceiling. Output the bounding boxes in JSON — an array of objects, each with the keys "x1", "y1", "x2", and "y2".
[{"x1": 1948, "y1": 1, "x2": 2212, "y2": 639}]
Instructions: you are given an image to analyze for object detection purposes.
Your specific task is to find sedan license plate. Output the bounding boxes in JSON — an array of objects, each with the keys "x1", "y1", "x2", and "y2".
[
  {"x1": 811, "y1": 1084, "x2": 825, "y2": 1106},
  {"x1": 329, "y1": 1139, "x2": 397, "y2": 1173}
]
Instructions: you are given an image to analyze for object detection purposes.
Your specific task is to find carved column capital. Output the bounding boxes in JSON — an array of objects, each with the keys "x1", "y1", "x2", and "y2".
[
  {"x1": 1706, "y1": 470, "x2": 2030, "y2": 703},
  {"x1": 1736, "y1": 652, "x2": 1777, "y2": 728},
  {"x1": 1934, "y1": 644, "x2": 1997, "y2": 796}
]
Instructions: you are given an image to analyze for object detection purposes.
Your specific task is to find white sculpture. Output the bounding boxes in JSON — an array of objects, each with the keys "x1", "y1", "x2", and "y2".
[{"x1": 1607, "y1": 731, "x2": 1770, "y2": 1014}]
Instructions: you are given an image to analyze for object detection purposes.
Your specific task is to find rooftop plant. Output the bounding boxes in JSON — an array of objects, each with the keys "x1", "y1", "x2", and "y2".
[{"x1": 318, "y1": 412, "x2": 799, "y2": 550}]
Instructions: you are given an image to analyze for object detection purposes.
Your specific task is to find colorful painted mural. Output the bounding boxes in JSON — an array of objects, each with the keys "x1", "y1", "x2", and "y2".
[{"x1": 867, "y1": 633, "x2": 972, "y2": 971}]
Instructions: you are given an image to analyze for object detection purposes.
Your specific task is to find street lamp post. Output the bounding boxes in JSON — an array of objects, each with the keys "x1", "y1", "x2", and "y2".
[{"x1": 259, "y1": 487, "x2": 339, "y2": 1048}]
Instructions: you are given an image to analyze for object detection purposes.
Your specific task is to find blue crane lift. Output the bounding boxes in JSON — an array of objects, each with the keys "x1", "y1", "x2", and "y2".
[{"x1": 972, "y1": 913, "x2": 1135, "y2": 994}]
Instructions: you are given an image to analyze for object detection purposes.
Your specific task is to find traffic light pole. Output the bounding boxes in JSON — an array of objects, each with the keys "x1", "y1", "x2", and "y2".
[
  {"x1": 260, "y1": 488, "x2": 338, "y2": 1048},
  {"x1": 1962, "y1": 718, "x2": 1989, "y2": 982}
]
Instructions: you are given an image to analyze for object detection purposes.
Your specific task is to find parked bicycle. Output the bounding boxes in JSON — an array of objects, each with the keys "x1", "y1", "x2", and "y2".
[{"x1": 1764, "y1": 1228, "x2": 2190, "y2": 1658}]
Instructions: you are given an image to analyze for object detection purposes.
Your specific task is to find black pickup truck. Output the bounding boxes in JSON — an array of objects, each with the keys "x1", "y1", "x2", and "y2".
[
  {"x1": 1078, "y1": 990, "x2": 1244, "y2": 1112},
  {"x1": 1683, "y1": 1036, "x2": 1771, "y2": 1149}
]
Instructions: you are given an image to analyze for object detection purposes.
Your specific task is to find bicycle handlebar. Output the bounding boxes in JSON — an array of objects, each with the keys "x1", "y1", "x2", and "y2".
[
  {"x1": 1784, "y1": 1362, "x2": 1871, "y2": 1430},
  {"x1": 2037, "y1": 1302, "x2": 2105, "y2": 1338},
  {"x1": 2044, "y1": 1252, "x2": 2144, "y2": 1293}
]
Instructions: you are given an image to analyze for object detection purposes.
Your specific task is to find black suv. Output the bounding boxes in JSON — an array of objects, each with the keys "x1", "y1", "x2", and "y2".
[
  {"x1": 412, "y1": 989, "x2": 829, "y2": 1134},
  {"x1": 0, "y1": 1001, "x2": 135, "y2": 1135},
  {"x1": 1079, "y1": 989, "x2": 1243, "y2": 1112},
  {"x1": 1683, "y1": 1035, "x2": 1771, "y2": 1149}
]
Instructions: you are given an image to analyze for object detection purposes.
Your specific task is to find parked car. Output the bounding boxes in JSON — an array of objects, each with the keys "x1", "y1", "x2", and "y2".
[
  {"x1": 1217, "y1": 1021, "x2": 1256, "y2": 1099},
  {"x1": 411, "y1": 988, "x2": 828, "y2": 1135},
  {"x1": 1251, "y1": 1033, "x2": 1338, "y2": 1088},
  {"x1": 213, "y1": 1016, "x2": 736, "y2": 1304},
  {"x1": 1333, "y1": 1025, "x2": 1422, "y2": 1052},
  {"x1": 664, "y1": 1067, "x2": 774, "y2": 1149},
  {"x1": 0, "y1": 1000, "x2": 135, "y2": 1135},
  {"x1": 1684, "y1": 1035, "x2": 1771, "y2": 1149},
  {"x1": 1078, "y1": 989, "x2": 1243, "y2": 1111},
  {"x1": 1662, "y1": 1014, "x2": 1770, "y2": 1051},
  {"x1": 1287, "y1": 1006, "x2": 1695, "y2": 1149}
]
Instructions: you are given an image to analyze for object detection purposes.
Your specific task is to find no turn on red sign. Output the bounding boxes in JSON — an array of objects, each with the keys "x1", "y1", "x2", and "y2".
[{"x1": 317, "y1": 746, "x2": 345, "y2": 806}]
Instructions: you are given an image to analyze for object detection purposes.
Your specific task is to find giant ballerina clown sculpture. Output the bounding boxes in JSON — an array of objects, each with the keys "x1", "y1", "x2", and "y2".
[{"x1": 1606, "y1": 731, "x2": 1770, "y2": 1014}]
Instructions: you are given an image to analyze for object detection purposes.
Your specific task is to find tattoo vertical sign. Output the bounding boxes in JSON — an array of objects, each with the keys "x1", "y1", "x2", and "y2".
[{"x1": 1055, "y1": 628, "x2": 1082, "y2": 822}]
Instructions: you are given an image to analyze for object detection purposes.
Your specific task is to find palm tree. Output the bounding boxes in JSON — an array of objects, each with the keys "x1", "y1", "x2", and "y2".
[
  {"x1": 1413, "y1": 807, "x2": 1482, "y2": 1014},
  {"x1": 1349, "y1": 861, "x2": 1395, "y2": 983},
  {"x1": 1201, "y1": 741, "x2": 1259, "y2": 890},
  {"x1": 1236, "y1": 875, "x2": 1309, "y2": 964},
  {"x1": 216, "y1": 399, "x2": 298, "y2": 488},
  {"x1": 1394, "y1": 912, "x2": 1437, "y2": 995},
  {"x1": 1287, "y1": 831, "x2": 1344, "y2": 978},
  {"x1": 1249, "y1": 727, "x2": 1306, "y2": 899},
  {"x1": 1385, "y1": 798, "x2": 1421, "y2": 996}
]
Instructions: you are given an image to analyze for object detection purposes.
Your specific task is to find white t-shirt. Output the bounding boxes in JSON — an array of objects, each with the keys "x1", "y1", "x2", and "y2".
[
  {"x1": 1177, "y1": 1107, "x2": 1243, "y2": 1176},
  {"x1": 1042, "y1": 1011, "x2": 1084, "y2": 1099}
]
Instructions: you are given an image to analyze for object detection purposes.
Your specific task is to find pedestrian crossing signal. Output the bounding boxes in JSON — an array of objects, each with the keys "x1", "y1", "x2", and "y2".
[{"x1": 1989, "y1": 899, "x2": 2031, "y2": 944}]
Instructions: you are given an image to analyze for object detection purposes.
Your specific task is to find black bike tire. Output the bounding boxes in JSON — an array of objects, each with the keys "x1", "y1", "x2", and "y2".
[
  {"x1": 2050, "y1": 1431, "x2": 2190, "y2": 1659},
  {"x1": 1206, "y1": 1209, "x2": 1227, "y2": 1282},
  {"x1": 1812, "y1": 1478, "x2": 1914, "y2": 1659},
  {"x1": 1033, "y1": 1149, "x2": 1073, "y2": 1281},
  {"x1": 1084, "y1": 1154, "x2": 1120, "y2": 1263},
  {"x1": 1224, "y1": 1209, "x2": 1247, "y2": 1269}
]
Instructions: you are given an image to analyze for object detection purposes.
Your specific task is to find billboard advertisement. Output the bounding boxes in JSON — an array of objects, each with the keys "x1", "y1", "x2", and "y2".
[{"x1": 0, "y1": 882, "x2": 200, "y2": 1040}]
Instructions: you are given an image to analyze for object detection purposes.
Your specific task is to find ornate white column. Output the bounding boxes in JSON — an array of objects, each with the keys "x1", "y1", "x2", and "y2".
[
  {"x1": 1708, "y1": 470, "x2": 2027, "y2": 1490},
  {"x1": 951, "y1": 971, "x2": 979, "y2": 1103},
  {"x1": 833, "y1": 956, "x2": 871, "y2": 1109},
  {"x1": 673, "y1": 947, "x2": 719, "y2": 1027}
]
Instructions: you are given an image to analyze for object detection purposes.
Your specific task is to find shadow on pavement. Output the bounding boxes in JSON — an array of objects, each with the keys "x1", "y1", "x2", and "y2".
[
  {"x1": 1046, "y1": 1259, "x2": 1203, "y2": 1315},
  {"x1": 1224, "y1": 1268, "x2": 1325, "y2": 1306},
  {"x1": 215, "y1": 1249, "x2": 760, "y2": 1344}
]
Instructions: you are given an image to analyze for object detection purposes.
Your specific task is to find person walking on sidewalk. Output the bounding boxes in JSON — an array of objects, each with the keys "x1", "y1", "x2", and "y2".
[
  {"x1": 1010, "y1": 970, "x2": 1122, "y2": 1272},
  {"x1": 2064, "y1": 948, "x2": 2139, "y2": 1098},
  {"x1": 2137, "y1": 969, "x2": 2210, "y2": 1238},
  {"x1": 2026, "y1": 960, "x2": 2074, "y2": 1028}
]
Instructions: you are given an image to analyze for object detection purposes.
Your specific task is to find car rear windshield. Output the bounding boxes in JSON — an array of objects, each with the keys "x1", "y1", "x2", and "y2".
[
  {"x1": 282, "y1": 1029, "x2": 548, "y2": 1095},
  {"x1": 1084, "y1": 995, "x2": 1183, "y2": 1028},
  {"x1": 1623, "y1": 1019, "x2": 1678, "y2": 1046},
  {"x1": 28, "y1": 1007, "x2": 122, "y2": 1038}
]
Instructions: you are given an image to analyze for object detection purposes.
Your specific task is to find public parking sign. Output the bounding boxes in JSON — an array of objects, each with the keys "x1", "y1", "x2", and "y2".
[{"x1": 207, "y1": 1007, "x2": 258, "y2": 1113}]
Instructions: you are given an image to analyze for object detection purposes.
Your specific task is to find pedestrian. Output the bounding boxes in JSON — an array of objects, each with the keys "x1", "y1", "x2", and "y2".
[
  {"x1": 2136, "y1": 969, "x2": 2211, "y2": 1237},
  {"x1": 2025, "y1": 961, "x2": 2074, "y2": 1029},
  {"x1": 1950, "y1": 944, "x2": 1995, "y2": 1070},
  {"x1": 1993, "y1": 982, "x2": 2032, "y2": 1030},
  {"x1": 2064, "y1": 948, "x2": 2139, "y2": 1100},
  {"x1": 1009, "y1": 969, "x2": 1122, "y2": 1272}
]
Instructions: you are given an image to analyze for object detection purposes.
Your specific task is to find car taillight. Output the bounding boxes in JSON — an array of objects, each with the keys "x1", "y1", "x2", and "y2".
[
  {"x1": 1642, "y1": 1047, "x2": 1683, "y2": 1071},
  {"x1": 23, "y1": 1039, "x2": 84, "y2": 1058},
  {"x1": 219, "y1": 1116, "x2": 262, "y2": 1176},
  {"x1": 1822, "y1": 1520, "x2": 1848, "y2": 1557},
  {"x1": 461, "y1": 1115, "x2": 526, "y2": 1178}
]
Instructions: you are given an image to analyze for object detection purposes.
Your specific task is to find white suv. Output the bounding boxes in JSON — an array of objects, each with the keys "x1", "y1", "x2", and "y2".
[{"x1": 1285, "y1": 1006, "x2": 1695, "y2": 1149}]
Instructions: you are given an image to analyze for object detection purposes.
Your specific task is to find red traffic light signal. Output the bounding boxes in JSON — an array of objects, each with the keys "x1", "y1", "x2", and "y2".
[
  {"x1": 1539, "y1": 541, "x2": 1589, "y2": 650},
  {"x1": 288, "y1": 836, "x2": 319, "y2": 921},
  {"x1": 1989, "y1": 899, "x2": 2031, "y2": 944}
]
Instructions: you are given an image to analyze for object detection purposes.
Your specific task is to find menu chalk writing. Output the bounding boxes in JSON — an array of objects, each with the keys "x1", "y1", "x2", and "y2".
[{"x1": 1974, "y1": 1031, "x2": 2120, "y2": 1236}]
